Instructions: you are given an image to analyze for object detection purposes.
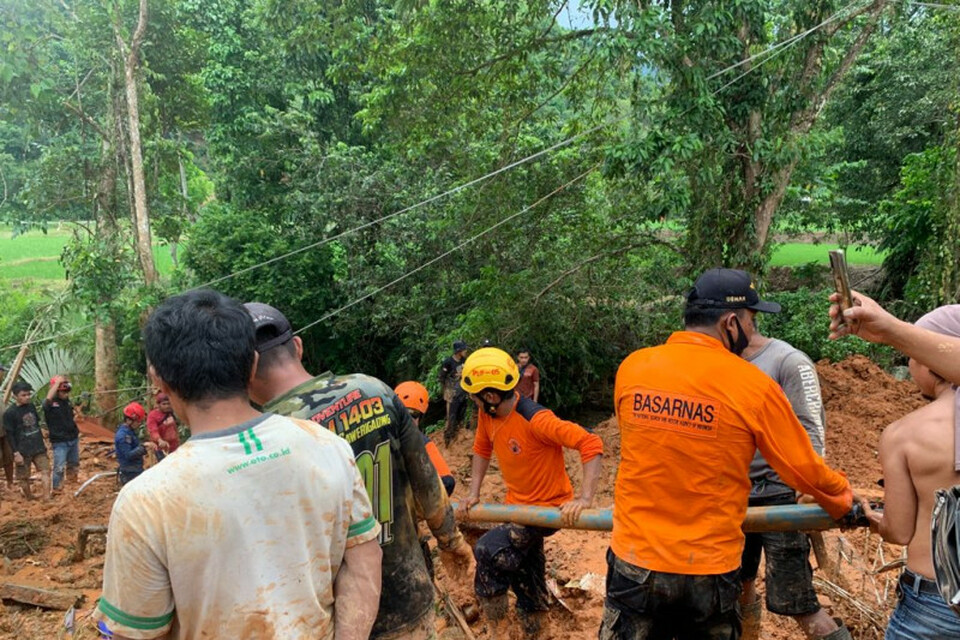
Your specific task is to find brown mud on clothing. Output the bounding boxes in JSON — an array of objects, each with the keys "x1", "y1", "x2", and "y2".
[{"x1": 0, "y1": 357, "x2": 925, "y2": 639}]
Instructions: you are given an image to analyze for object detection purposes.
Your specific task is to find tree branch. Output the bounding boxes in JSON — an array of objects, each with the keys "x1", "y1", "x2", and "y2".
[
  {"x1": 62, "y1": 101, "x2": 109, "y2": 141},
  {"x1": 824, "y1": 0, "x2": 885, "y2": 38},
  {"x1": 538, "y1": 0, "x2": 570, "y2": 40},
  {"x1": 534, "y1": 237, "x2": 682, "y2": 305},
  {"x1": 513, "y1": 45, "x2": 599, "y2": 128},
  {"x1": 457, "y1": 29, "x2": 602, "y2": 76},
  {"x1": 816, "y1": 1, "x2": 887, "y2": 116}
]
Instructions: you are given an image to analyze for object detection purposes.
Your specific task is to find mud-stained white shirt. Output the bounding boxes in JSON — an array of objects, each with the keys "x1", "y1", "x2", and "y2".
[{"x1": 95, "y1": 413, "x2": 380, "y2": 639}]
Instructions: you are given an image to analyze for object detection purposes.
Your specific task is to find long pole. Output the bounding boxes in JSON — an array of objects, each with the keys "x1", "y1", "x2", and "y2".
[{"x1": 454, "y1": 503, "x2": 862, "y2": 533}]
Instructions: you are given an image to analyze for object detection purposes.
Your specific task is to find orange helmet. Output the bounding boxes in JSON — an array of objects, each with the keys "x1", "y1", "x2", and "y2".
[
  {"x1": 123, "y1": 402, "x2": 146, "y2": 422},
  {"x1": 394, "y1": 381, "x2": 429, "y2": 415}
]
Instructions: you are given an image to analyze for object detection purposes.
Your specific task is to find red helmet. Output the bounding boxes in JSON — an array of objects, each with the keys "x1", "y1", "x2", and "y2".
[
  {"x1": 394, "y1": 381, "x2": 429, "y2": 415},
  {"x1": 123, "y1": 402, "x2": 146, "y2": 422}
]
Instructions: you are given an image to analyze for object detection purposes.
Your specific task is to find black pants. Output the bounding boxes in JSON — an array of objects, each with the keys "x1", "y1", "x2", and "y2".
[
  {"x1": 119, "y1": 470, "x2": 142, "y2": 486},
  {"x1": 599, "y1": 549, "x2": 741, "y2": 640},
  {"x1": 444, "y1": 391, "x2": 468, "y2": 444},
  {"x1": 475, "y1": 523, "x2": 556, "y2": 612},
  {"x1": 740, "y1": 492, "x2": 820, "y2": 616}
]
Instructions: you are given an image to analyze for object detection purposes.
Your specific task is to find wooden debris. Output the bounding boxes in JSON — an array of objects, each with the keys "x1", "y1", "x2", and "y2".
[
  {"x1": 434, "y1": 583, "x2": 476, "y2": 640},
  {"x1": 73, "y1": 525, "x2": 108, "y2": 562},
  {"x1": 0, "y1": 520, "x2": 46, "y2": 559},
  {"x1": 811, "y1": 532, "x2": 848, "y2": 589},
  {"x1": 0, "y1": 581, "x2": 82, "y2": 611}
]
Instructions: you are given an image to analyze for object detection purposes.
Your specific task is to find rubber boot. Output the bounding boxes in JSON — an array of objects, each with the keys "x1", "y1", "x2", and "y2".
[
  {"x1": 20, "y1": 480, "x2": 34, "y2": 501},
  {"x1": 478, "y1": 594, "x2": 509, "y2": 640},
  {"x1": 518, "y1": 609, "x2": 548, "y2": 639},
  {"x1": 817, "y1": 624, "x2": 853, "y2": 640},
  {"x1": 66, "y1": 467, "x2": 79, "y2": 485},
  {"x1": 740, "y1": 599, "x2": 763, "y2": 640}
]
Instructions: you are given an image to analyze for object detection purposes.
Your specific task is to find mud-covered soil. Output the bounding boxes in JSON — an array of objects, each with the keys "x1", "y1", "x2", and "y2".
[{"x1": 0, "y1": 355, "x2": 927, "y2": 639}]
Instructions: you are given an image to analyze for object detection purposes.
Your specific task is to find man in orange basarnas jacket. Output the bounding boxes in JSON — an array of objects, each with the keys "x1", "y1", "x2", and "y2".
[
  {"x1": 602, "y1": 269, "x2": 856, "y2": 640},
  {"x1": 458, "y1": 347, "x2": 603, "y2": 639}
]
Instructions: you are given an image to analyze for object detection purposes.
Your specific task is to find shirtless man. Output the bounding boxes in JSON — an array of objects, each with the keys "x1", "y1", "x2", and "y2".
[{"x1": 863, "y1": 304, "x2": 960, "y2": 639}]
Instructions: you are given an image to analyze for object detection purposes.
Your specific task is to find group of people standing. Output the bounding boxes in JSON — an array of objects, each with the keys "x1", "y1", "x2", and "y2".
[
  {"x1": 44, "y1": 264, "x2": 959, "y2": 640},
  {"x1": 0, "y1": 371, "x2": 185, "y2": 503},
  {"x1": 1, "y1": 375, "x2": 83, "y2": 501},
  {"x1": 113, "y1": 391, "x2": 181, "y2": 485}
]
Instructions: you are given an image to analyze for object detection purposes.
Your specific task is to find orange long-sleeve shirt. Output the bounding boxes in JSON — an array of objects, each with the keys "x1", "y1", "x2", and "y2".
[
  {"x1": 473, "y1": 397, "x2": 603, "y2": 506},
  {"x1": 613, "y1": 331, "x2": 852, "y2": 575}
]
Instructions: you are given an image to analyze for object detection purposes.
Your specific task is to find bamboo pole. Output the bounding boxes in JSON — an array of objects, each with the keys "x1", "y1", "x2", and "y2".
[{"x1": 454, "y1": 503, "x2": 865, "y2": 533}]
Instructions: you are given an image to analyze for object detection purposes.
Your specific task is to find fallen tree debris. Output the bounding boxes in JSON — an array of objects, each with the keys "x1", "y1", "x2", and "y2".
[
  {"x1": 0, "y1": 581, "x2": 82, "y2": 611},
  {"x1": 73, "y1": 525, "x2": 108, "y2": 562}
]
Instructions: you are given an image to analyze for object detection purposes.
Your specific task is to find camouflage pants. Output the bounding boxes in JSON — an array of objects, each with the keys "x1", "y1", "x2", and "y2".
[
  {"x1": 475, "y1": 523, "x2": 556, "y2": 612},
  {"x1": 599, "y1": 549, "x2": 741, "y2": 640}
]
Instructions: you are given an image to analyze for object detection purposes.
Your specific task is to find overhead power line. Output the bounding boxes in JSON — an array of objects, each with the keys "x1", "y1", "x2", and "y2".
[
  {"x1": 1, "y1": 0, "x2": 875, "y2": 353},
  {"x1": 293, "y1": 166, "x2": 597, "y2": 335}
]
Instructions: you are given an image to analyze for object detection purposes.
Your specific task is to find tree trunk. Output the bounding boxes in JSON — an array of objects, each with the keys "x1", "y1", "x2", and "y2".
[
  {"x1": 94, "y1": 318, "x2": 118, "y2": 422},
  {"x1": 117, "y1": 0, "x2": 158, "y2": 286}
]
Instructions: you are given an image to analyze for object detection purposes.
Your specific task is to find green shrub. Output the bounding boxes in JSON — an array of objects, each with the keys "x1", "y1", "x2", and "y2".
[{"x1": 763, "y1": 287, "x2": 898, "y2": 366}]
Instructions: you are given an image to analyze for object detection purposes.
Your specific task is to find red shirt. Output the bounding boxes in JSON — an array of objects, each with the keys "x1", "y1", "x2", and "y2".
[
  {"x1": 516, "y1": 364, "x2": 540, "y2": 400},
  {"x1": 473, "y1": 397, "x2": 603, "y2": 506},
  {"x1": 146, "y1": 409, "x2": 180, "y2": 452}
]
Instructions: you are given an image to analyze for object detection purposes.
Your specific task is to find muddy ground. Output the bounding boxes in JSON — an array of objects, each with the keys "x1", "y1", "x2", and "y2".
[{"x1": 0, "y1": 356, "x2": 927, "y2": 639}]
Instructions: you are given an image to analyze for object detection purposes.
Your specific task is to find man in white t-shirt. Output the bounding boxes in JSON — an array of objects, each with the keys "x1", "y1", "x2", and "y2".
[{"x1": 95, "y1": 289, "x2": 383, "y2": 640}]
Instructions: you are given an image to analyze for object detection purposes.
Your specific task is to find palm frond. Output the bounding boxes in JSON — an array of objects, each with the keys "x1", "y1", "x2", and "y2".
[{"x1": 19, "y1": 345, "x2": 94, "y2": 392}]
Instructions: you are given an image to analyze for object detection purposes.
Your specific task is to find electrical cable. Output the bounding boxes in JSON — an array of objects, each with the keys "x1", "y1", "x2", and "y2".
[
  {"x1": 191, "y1": 0, "x2": 876, "y2": 294},
  {"x1": 0, "y1": 0, "x2": 875, "y2": 353},
  {"x1": 293, "y1": 166, "x2": 597, "y2": 335}
]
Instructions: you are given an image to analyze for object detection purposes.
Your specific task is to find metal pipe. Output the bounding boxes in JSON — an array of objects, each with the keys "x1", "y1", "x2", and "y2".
[
  {"x1": 453, "y1": 503, "x2": 862, "y2": 533},
  {"x1": 74, "y1": 471, "x2": 116, "y2": 497}
]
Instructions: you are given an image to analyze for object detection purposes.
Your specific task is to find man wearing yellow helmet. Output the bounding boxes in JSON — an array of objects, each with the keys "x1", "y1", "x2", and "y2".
[{"x1": 458, "y1": 347, "x2": 604, "y2": 639}]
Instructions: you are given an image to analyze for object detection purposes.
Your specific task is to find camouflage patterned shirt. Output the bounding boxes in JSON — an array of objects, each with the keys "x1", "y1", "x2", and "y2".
[{"x1": 265, "y1": 372, "x2": 462, "y2": 637}]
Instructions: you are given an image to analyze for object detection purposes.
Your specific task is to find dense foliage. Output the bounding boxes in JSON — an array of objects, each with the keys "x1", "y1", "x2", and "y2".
[{"x1": 1, "y1": 0, "x2": 957, "y2": 409}]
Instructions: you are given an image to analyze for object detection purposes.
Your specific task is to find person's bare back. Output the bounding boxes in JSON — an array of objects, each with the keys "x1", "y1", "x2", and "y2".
[{"x1": 877, "y1": 385, "x2": 960, "y2": 578}]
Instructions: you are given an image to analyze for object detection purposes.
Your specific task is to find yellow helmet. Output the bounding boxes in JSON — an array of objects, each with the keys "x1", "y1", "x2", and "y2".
[{"x1": 460, "y1": 347, "x2": 520, "y2": 394}]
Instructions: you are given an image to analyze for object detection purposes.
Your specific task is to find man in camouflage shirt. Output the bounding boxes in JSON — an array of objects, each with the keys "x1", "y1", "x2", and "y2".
[{"x1": 245, "y1": 302, "x2": 475, "y2": 639}]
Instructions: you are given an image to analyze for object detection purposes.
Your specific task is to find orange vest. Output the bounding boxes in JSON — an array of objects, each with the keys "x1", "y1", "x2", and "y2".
[{"x1": 612, "y1": 331, "x2": 852, "y2": 575}]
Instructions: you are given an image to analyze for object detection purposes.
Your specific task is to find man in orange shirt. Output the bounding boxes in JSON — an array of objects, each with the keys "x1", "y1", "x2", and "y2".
[
  {"x1": 458, "y1": 348, "x2": 603, "y2": 639},
  {"x1": 603, "y1": 269, "x2": 855, "y2": 640}
]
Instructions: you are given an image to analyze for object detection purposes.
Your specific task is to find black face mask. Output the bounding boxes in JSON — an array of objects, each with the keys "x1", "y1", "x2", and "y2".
[
  {"x1": 724, "y1": 315, "x2": 750, "y2": 356},
  {"x1": 479, "y1": 390, "x2": 512, "y2": 416}
]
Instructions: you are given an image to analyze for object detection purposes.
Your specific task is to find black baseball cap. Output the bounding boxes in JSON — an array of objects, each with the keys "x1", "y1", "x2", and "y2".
[
  {"x1": 686, "y1": 268, "x2": 781, "y2": 313},
  {"x1": 243, "y1": 302, "x2": 294, "y2": 352},
  {"x1": 453, "y1": 340, "x2": 468, "y2": 352}
]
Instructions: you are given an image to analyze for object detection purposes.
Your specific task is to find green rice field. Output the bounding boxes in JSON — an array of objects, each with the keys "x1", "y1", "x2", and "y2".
[
  {"x1": 0, "y1": 225, "x2": 177, "y2": 283},
  {"x1": 769, "y1": 242, "x2": 884, "y2": 267},
  {"x1": 0, "y1": 225, "x2": 883, "y2": 284}
]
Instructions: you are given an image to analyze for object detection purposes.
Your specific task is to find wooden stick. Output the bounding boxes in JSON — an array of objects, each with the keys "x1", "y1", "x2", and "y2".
[{"x1": 434, "y1": 582, "x2": 476, "y2": 640}]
